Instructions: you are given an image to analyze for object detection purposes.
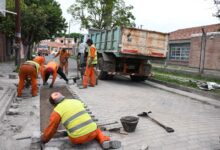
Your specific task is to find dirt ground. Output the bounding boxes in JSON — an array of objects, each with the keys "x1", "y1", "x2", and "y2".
[{"x1": 40, "y1": 86, "x2": 75, "y2": 131}]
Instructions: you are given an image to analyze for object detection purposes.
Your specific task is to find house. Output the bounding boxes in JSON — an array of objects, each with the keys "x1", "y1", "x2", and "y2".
[
  {"x1": 167, "y1": 23, "x2": 220, "y2": 70},
  {"x1": 36, "y1": 37, "x2": 76, "y2": 55}
]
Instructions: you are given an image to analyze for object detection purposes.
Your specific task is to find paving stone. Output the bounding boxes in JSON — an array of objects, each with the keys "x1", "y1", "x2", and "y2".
[
  {"x1": 6, "y1": 108, "x2": 19, "y2": 115},
  {"x1": 9, "y1": 74, "x2": 17, "y2": 79}
]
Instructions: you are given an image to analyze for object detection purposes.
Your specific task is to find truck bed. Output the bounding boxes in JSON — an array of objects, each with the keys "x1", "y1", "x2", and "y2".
[{"x1": 89, "y1": 27, "x2": 168, "y2": 58}]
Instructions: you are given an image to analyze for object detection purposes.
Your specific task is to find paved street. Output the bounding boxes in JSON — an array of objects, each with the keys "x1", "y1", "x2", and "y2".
[{"x1": 0, "y1": 57, "x2": 220, "y2": 150}]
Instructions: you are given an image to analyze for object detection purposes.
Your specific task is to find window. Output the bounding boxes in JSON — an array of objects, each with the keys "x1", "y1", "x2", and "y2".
[{"x1": 169, "y1": 43, "x2": 190, "y2": 61}]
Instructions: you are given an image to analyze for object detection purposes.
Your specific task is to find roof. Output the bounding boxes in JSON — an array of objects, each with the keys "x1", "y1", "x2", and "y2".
[{"x1": 169, "y1": 23, "x2": 220, "y2": 41}]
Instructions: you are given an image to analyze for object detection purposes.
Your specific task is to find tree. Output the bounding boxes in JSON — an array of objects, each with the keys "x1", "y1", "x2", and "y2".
[
  {"x1": 67, "y1": 0, "x2": 135, "y2": 29},
  {"x1": 21, "y1": 0, "x2": 67, "y2": 59},
  {"x1": 0, "y1": 0, "x2": 67, "y2": 60},
  {"x1": 214, "y1": 0, "x2": 220, "y2": 18}
]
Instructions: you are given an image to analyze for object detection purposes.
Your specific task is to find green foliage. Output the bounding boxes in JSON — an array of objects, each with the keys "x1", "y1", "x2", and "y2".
[
  {"x1": 0, "y1": 0, "x2": 16, "y2": 37},
  {"x1": 68, "y1": 33, "x2": 83, "y2": 39},
  {"x1": 68, "y1": 0, "x2": 135, "y2": 29},
  {"x1": 0, "y1": 0, "x2": 67, "y2": 45}
]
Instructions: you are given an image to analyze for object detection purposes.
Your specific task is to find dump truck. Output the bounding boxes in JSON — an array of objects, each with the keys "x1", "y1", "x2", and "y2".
[{"x1": 87, "y1": 27, "x2": 169, "y2": 81}]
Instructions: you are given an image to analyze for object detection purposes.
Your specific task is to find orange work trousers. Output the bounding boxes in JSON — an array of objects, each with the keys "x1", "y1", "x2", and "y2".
[
  {"x1": 68, "y1": 128, "x2": 110, "y2": 145},
  {"x1": 83, "y1": 65, "x2": 96, "y2": 87},
  {"x1": 60, "y1": 62, "x2": 68, "y2": 75},
  {"x1": 17, "y1": 64, "x2": 38, "y2": 97}
]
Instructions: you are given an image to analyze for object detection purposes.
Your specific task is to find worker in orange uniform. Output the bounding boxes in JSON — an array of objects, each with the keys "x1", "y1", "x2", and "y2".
[
  {"x1": 41, "y1": 92, "x2": 121, "y2": 149},
  {"x1": 33, "y1": 55, "x2": 45, "y2": 78},
  {"x1": 82, "y1": 39, "x2": 97, "y2": 88},
  {"x1": 42, "y1": 61, "x2": 69, "y2": 88},
  {"x1": 54, "y1": 47, "x2": 70, "y2": 76},
  {"x1": 17, "y1": 60, "x2": 40, "y2": 97}
]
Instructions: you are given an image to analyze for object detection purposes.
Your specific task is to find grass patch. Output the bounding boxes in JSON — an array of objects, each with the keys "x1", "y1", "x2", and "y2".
[
  {"x1": 153, "y1": 67, "x2": 220, "y2": 83},
  {"x1": 152, "y1": 69, "x2": 220, "y2": 95}
]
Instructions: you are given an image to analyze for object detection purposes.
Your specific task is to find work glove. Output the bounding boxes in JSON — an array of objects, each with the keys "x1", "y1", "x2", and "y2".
[{"x1": 49, "y1": 84, "x2": 53, "y2": 88}]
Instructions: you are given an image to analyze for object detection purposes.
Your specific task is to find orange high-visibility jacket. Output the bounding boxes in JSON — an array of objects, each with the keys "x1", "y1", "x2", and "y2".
[
  {"x1": 43, "y1": 61, "x2": 59, "y2": 85},
  {"x1": 33, "y1": 56, "x2": 45, "y2": 66},
  {"x1": 55, "y1": 50, "x2": 70, "y2": 64}
]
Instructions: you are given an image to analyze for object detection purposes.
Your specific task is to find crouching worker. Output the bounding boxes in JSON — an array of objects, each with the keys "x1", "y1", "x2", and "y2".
[
  {"x1": 17, "y1": 60, "x2": 40, "y2": 97},
  {"x1": 41, "y1": 92, "x2": 121, "y2": 149},
  {"x1": 42, "y1": 61, "x2": 69, "y2": 88}
]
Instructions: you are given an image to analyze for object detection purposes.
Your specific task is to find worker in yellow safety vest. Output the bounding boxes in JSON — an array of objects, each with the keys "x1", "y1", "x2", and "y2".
[
  {"x1": 82, "y1": 39, "x2": 97, "y2": 88},
  {"x1": 41, "y1": 92, "x2": 121, "y2": 149},
  {"x1": 17, "y1": 60, "x2": 40, "y2": 97}
]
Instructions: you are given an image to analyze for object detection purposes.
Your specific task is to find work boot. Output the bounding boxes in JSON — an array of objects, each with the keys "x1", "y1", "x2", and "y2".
[
  {"x1": 102, "y1": 140, "x2": 121, "y2": 149},
  {"x1": 43, "y1": 82, "x2": 48, "y2": 85},
  {"x1": 32, "y1": 93, "x2": 37, "y2": 97}
]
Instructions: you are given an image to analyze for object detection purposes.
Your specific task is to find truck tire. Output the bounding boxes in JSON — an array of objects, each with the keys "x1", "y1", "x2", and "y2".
[
  {"x1": 98, "y1": 57, "x2": 108, "y2": 80},
  {"x1": 130, "y1": 75, "x2": 146, "y2": 82}
]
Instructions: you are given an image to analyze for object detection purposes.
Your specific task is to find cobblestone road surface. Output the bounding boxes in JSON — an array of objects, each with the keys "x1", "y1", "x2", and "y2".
[{"x1": 0, "y1": 57, "x2": 219, "y2": 150}]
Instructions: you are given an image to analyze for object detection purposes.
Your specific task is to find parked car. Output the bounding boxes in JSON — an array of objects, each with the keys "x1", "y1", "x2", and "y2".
[{"x1": 37, "y1": 44, "x2": 50, "y2": 56}]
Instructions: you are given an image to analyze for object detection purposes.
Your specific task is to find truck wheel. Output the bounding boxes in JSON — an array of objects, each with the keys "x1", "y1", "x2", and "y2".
[
  {"x1": 130, "y1": 75, "x2": 146, "y2": 82},
  {"x1": 98, "y1": 57, "x2": 108, "y2": 80}
]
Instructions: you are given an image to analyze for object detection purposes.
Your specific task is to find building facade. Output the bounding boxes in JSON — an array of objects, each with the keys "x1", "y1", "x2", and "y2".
[{"x1": 167, "y1": 23, "x2": 220, "y2": 70}]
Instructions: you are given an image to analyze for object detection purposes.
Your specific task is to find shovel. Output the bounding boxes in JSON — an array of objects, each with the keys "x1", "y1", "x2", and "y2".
[{"x1": 138, "y1": 111, "x2": 174, "y2": 133}]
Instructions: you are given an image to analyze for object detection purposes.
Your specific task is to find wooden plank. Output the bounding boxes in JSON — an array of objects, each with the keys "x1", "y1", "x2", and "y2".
[{"x1": 40, "y1": 86, "x2": 74, "y2": 132}]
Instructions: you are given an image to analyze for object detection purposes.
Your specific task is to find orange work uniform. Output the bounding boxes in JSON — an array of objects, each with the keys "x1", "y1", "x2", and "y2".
[
  {"x1": 42, "y1": 61, "x2": 69, "y2": 87},
  {"x1": 41, "y1": 110, "x2": 110, "y2": 145},
  {"x1": 42, "y1": 61, "x2": 59, "y2": 86},
  {"x1": 33, "y1": 56, "x2": 45, "y2": 78},
  {"x1": 17, "y1": 61, "x2": 39, "y2": 97},
  {"x1": 55, "y1": 50, "x2": 70, "y2": 75},
  {"x1": 33, "y1": 56, "x2": 45, "y2": 66},
  {"x1": 83, "y1": 45, "x2": 97, "y2": 87}
]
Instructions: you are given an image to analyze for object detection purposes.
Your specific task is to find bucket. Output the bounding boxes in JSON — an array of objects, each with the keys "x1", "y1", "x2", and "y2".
[{"x1": 120, "y1": 116, "x2": 139, "y2": 132}]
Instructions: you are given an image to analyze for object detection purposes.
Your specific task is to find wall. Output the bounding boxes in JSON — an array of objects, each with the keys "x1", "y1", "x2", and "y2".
[{"x1": 189, "y1": 32, "x2": 220, "y2": 71}]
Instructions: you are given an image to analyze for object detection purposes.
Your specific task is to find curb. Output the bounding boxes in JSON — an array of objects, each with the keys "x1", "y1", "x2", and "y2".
[
  {"x1": 145, "y1": 79, "x2": 220, "y2": 108},
  {"x1": 0, "y1": 87, "x2": 16, "y2": 121},
  {"x1": 153, "y1": 66, "x2": 220, "y2": 80}
]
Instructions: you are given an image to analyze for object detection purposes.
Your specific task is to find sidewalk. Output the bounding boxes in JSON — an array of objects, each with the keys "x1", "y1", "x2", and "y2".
[{"x1": 0, "y1": 61, "x2": 17, "y2": 120}]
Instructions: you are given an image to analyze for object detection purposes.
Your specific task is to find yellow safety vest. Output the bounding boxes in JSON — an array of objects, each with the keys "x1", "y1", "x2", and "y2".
[
  {"x1": 87, "y1": 44, "x2": 97, "y2": 65},
  {"x1": 54, "y1": 99, "x2": 97, "y2": 138},
  {"x1": 26, "y1": 60, "x2": 40, "y2": 74}
]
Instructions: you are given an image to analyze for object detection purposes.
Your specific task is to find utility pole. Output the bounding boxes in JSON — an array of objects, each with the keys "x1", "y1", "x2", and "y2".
[
  {"x1": 199, "y1": 28, "x2": 207, "y2": 74},
  {"x1": 15, "y1": 0, "x2": 21, "y2": 67}
]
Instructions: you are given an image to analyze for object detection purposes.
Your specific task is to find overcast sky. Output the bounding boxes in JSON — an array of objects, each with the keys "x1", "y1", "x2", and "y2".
[{"x1": 56, "y1": 0, "x2": 219, "y2": 33}]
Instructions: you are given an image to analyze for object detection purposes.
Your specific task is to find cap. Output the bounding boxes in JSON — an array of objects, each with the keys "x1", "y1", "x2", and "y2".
[
  {"x1": 86, "y1": 39, "x2": 93, "y2": 44},
  {"x1": 46, "y1": 67, "x2": 53, "y2": 74},
  {"x1": 49, "y1": 92, "x2": 65, "y2": 105}
]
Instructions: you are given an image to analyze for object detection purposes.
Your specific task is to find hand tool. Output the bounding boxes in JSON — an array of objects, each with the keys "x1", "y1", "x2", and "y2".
[
  {"x1": 98, "y1": 121, "x2": 119, "y2": 127},
  {"x1": 108, "y1": 127, "x2": 128, "y2": 135},
  {"x1": 138, "y1": 111, "x2": 174, "y2": 133}
]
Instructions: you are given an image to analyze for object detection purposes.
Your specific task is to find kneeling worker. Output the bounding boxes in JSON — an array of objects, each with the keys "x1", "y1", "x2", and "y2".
[
  {"x1": 42, "y1": 61, "x2": 69, "y2": 88},
  {"x1": 41, "y1": 92, "x2": 121, "y2": 149}
]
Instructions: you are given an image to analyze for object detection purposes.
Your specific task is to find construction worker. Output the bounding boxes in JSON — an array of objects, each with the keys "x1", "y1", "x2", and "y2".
[
  {"x1": 17, "y1": 60, "x2": 40, "y2": 97},
  {"x1": 82, "y1": 39, "x2": 97, "y2": 88},
  {"x1": 33, "y1": 55, "x2": 45, "y2": 78},
  {"x1": 41, "y1": 92, "x2": 121, "y2": 149},
  {"x1": 42, "y1": 61, "x2": 69, "y2": 88},
  {"x1": 54, "y1": 47, "x2": 70, "y2": 76}
]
